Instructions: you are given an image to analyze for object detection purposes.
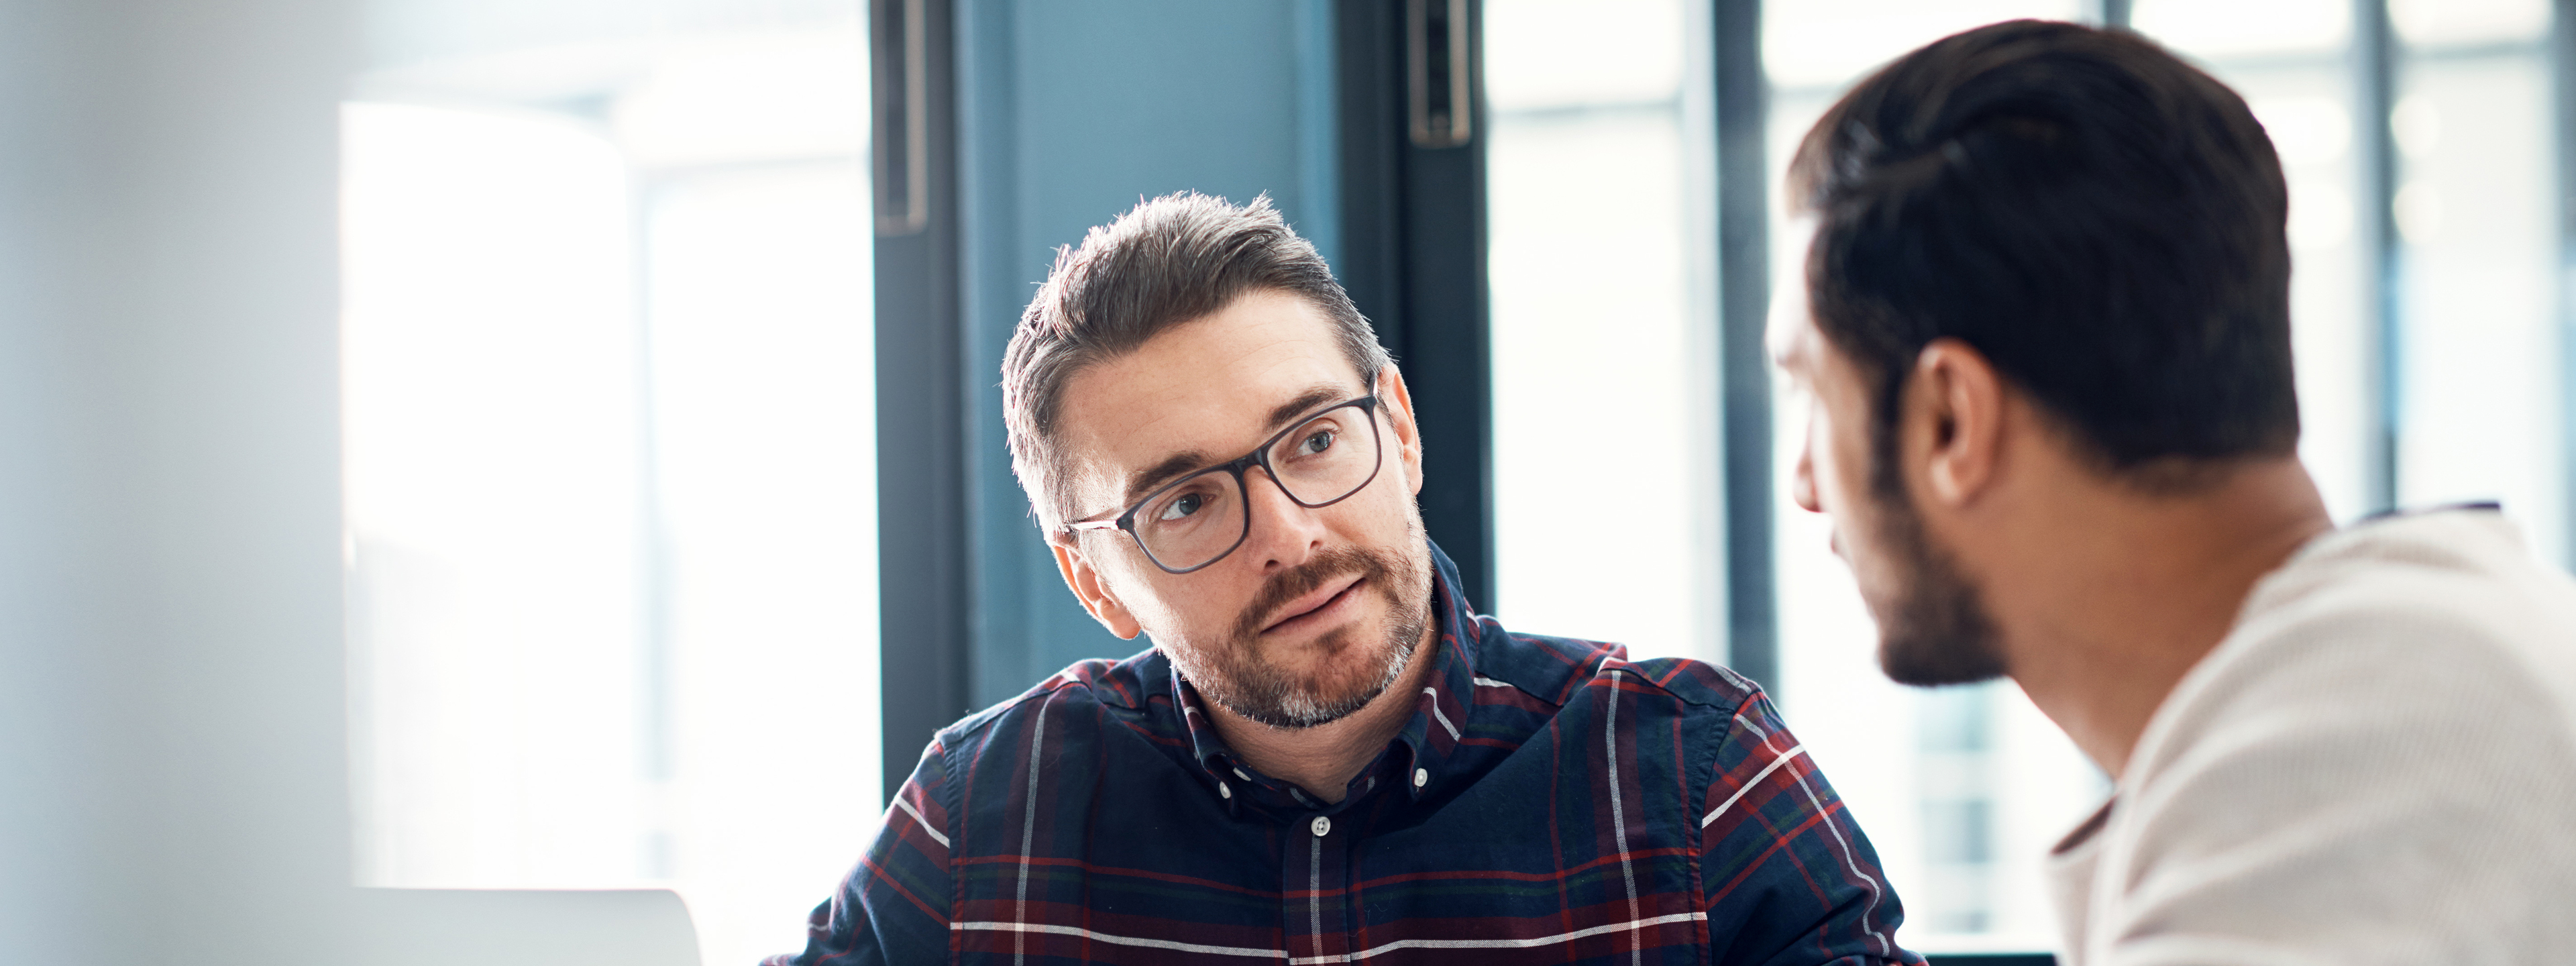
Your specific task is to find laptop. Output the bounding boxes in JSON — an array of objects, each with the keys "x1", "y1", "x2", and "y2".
[{"x1": 353, "y1": 888, "x2": 701, "y2": 966}]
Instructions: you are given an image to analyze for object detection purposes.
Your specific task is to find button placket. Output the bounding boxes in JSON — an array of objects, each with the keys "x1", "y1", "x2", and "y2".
[{"x1": 1283, "y1": 810, "x2": 1354, "y2": 965}]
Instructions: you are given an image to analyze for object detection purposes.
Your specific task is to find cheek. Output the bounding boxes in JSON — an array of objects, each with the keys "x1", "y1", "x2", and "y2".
[
  {"x1": 1149, "y1": 579, "x2": 1218, "y2": 627},
  {"x1": 1351, "y1": 481, "x2": 1428, "y2": 557},
  {"x1": 1809, "y1": 403, "x2": 1898, "y2": 564},
  {"x1": 1304, "y1": 464, "x2": 1411, "y2": 544},
  {"x1": 1124, "y1": 556, "x2": 1267, "y2": 641},
  {"x1": 1100, "y1": 554, "x2": 1198, "y2": 629}
]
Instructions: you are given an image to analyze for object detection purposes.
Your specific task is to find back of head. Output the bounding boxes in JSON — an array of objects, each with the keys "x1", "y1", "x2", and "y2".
[{"x1": 1790, "y1": 20, "x2": 2298, "y2": 485}]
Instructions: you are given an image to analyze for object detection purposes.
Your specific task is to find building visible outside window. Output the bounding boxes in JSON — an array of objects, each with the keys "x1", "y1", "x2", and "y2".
[{"x1": 339, "y1": 4, "x2": 878, "y2": 964}]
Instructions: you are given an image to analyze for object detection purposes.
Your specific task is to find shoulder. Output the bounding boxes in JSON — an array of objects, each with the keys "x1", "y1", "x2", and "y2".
[
  {"x1": 1607, "y1": 655, "x2": 1767, "y2": 712},
  {"x1": 2096, "y1": 513, "x2": 2576, "y2": 959},
  {"x1": 2137, "y1": 509, "x2": 2576, "y2": 797},
  {"x1": 2250, "y1": 510, "x2": 2576, "y2": 676},
  {"x1": 1466, "y1": 619, "x2": 1764, "y2": 722},
  {"x1": 2127, "y1": 594, "x2": 2576, "y2": 838},
  {"x1": 934, "y1": 647, "x2": 1165, "y2": 755},
  {"x1": 2154, "y1": 511, "x2": 2576, "y2": 763}
]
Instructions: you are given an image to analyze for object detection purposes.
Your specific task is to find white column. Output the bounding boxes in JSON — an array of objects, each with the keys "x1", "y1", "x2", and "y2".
[{"x1": 0, "y1": 1, "x2": 359, "y2": 963}]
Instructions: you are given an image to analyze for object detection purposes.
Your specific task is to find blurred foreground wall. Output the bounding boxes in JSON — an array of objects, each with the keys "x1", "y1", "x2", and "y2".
[{"x1": 0, "y1": 1, "x2": 360, "y2": 962}]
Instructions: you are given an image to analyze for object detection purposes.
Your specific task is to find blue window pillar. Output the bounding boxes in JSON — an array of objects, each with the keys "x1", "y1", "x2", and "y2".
[{"x1": 952, "y1": 0, "x2": 1346, "y2": 709}]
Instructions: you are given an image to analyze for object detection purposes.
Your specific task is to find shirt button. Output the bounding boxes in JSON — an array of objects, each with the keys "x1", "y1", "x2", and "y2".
[
  {"x1": 1218, "y1": 781, "x2": 1231, "y2": 800},
  {"x1": 1413, "y1": 768, "x2": 1429, "y2": 788},
  {"x1": 1310, "y1": 816, "x2": 1331, "y2": 837}
]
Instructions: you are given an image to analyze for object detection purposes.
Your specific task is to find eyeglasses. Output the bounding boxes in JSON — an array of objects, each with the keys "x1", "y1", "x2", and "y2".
[{"x1": 1063, "y1": 388, "x2": 1387, "y2": 574}]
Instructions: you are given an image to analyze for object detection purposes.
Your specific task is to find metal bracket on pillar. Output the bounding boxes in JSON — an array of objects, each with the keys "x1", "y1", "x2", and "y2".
[{"x1": 1337, "y1": 0, "x2": 1497, "y2": 611}]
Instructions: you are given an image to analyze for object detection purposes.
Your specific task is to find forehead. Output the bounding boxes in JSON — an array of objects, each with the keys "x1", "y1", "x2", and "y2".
[
  {"x1": 1768, "y1": 218, "x2": 1824, "y2": 378},
  {"x1": 1053, "y1": 290, "x2": 1364, "y2": 502},
  {"x1": 1772, "y1": 217, "x2": 1854, "y2": 388}
]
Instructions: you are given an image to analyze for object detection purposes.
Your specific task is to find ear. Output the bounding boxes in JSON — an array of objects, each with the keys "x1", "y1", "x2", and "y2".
[
  {"x1": 1375, "y1": 363, "x2": 1426, "y2": 496},
  {"x1": 1906, "y1": 337, "x2": 2006, "y2": 508},
  {"x1": 1052, "y1": 537, "x2": 1143, "y2": 640}
]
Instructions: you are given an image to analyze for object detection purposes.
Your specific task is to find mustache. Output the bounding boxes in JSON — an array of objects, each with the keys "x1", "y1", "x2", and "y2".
[{"x1": 1231, "y1": 547, "x2": 1389, "y2": 640}]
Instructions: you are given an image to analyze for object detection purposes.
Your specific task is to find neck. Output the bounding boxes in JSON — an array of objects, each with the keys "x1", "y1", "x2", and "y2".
[
  {"x1": 1201, "y1": 618, "x2": 1442, "y2": 804},
  {"x1": 1988, "y1": 457, "x2": 2332, "y2": 780}
]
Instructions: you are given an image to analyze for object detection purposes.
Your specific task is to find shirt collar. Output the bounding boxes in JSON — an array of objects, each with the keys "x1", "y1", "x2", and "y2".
[
  {"x1": 1389, "y1": 542, "x2": 1483, "y2": 803},
  {"x1": 1163, "y1": 540, "x2": 1490, "y2": 812}
]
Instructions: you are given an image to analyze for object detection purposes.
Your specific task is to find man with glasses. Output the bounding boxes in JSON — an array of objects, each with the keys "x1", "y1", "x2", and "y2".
[{"x1": 770, "y1": 193, "x2": 1916, "y2": 965}]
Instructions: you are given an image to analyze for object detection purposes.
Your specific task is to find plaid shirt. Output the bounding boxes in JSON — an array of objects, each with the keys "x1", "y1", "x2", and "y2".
[{"x1": 775, "y1": 543, "x2": 1917, "y2": 965}]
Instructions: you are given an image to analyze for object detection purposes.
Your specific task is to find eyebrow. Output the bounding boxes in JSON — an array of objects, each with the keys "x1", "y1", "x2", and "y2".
[
  {"x1": 1115, "y1": 382, "x2": 1358, "y2": 506},
  {"x1": 1265, "y1": 384, "x2": 1352, "y2": 433}
]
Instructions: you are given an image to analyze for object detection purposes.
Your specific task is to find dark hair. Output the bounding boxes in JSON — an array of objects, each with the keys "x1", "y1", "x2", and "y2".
[
  {"x1": 1002, "y1": 192, "x2": 1391, "y2": 530},
  {"x1": 1789, "y1": 20, "x2": 2298, "y2": 488}
]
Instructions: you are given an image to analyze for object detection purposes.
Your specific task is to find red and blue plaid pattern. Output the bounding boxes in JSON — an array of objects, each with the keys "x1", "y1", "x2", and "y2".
[{"x1": 773, "y1": 544, "x2": 1918, "y2": 965}]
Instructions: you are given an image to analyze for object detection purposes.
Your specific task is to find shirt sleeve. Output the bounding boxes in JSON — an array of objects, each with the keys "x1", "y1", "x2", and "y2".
[
  {"x1": 1699, "y1": 690, "x2": 1922, "y2": 966},
  {"x1": 765, "y1": 738, "x2": 956, "y2": 966}
]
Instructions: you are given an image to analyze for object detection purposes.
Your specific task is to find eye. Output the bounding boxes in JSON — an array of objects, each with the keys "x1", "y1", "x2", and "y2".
[
  {"x1": 1297, "y1": 429, "x2": 1337, "y2": 455},
  {"x1": 1157, "y1": 492, "x2": 1204, "y2": 521}
]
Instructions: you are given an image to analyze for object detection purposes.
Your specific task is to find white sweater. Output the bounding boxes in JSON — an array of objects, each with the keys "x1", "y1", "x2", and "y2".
[{"x1": 2046, "y1": 508, "x2": 2576, "y2": 966}]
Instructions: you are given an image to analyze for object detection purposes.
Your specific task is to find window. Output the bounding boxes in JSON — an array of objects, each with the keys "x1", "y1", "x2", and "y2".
[
  {"x1": 1485, "y1": 0, "x2": 1720, "y2": 661},
  {"x1": 2382, "y1": 0, "x2": 2561, "y2": 560},
  {"x1": 340, "y1": 7, "x2": 877, "y2": 965}
]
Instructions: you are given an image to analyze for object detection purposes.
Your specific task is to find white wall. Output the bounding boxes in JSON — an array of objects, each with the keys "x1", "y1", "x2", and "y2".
[{"x1": 0, "y1": 1, "x2": 360, "y2": 961}]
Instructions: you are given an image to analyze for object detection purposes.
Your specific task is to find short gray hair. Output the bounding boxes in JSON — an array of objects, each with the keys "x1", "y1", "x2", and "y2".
[{"x1": 1002, "y1": 192, "x2": 1393, "y2": 533}]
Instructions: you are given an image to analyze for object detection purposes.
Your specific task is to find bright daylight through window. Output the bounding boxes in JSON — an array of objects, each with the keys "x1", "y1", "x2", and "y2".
[
  {"x1": 1487, "y1": 0, "x2": 1720, "y2": 664},
  {"x1": 339, "y1": 4, "x2": 879, "y2": 965}
]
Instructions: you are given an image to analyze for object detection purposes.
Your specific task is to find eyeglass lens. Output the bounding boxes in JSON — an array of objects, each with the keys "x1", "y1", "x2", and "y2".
[{"x1": 1132, "y1": 403, "x2": 1381, "y2": 571}]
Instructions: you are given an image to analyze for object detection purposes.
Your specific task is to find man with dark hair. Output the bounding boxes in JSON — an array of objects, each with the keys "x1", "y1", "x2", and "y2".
[
  {"x1": 773, "y1": 192, "x2": 1917, "y2": 964},
  {"x1": 1776, "y1": 19, "x2": 2576, "y2": 965}
]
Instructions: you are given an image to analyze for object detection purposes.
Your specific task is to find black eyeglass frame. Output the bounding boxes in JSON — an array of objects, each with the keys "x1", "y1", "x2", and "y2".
[{"x1": 1061, "y1": 387, "x2": 1388, "y2": 574}]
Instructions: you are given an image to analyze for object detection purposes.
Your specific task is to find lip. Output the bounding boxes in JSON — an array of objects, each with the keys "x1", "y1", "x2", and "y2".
[{"x1": 1260, "y1": 574, "x2": 1366, "y2": 637}]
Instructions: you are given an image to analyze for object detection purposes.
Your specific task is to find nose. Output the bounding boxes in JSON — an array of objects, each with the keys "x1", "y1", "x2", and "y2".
[
  {"x1": 1241, "y1": 466, "x2": 1328, "y2": 575},
  {"x1": 1790, "y1": 433, "x2": 1822, "y2": 515}
]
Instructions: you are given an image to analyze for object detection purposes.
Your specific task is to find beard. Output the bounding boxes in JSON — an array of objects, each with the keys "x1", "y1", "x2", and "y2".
[
  {"x1": 1864, "y1": 431, "x2": 2008, "y2": 686},
  {"x1": 1168, "y1": 538, "x2": 1432, "y2": 730}
]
